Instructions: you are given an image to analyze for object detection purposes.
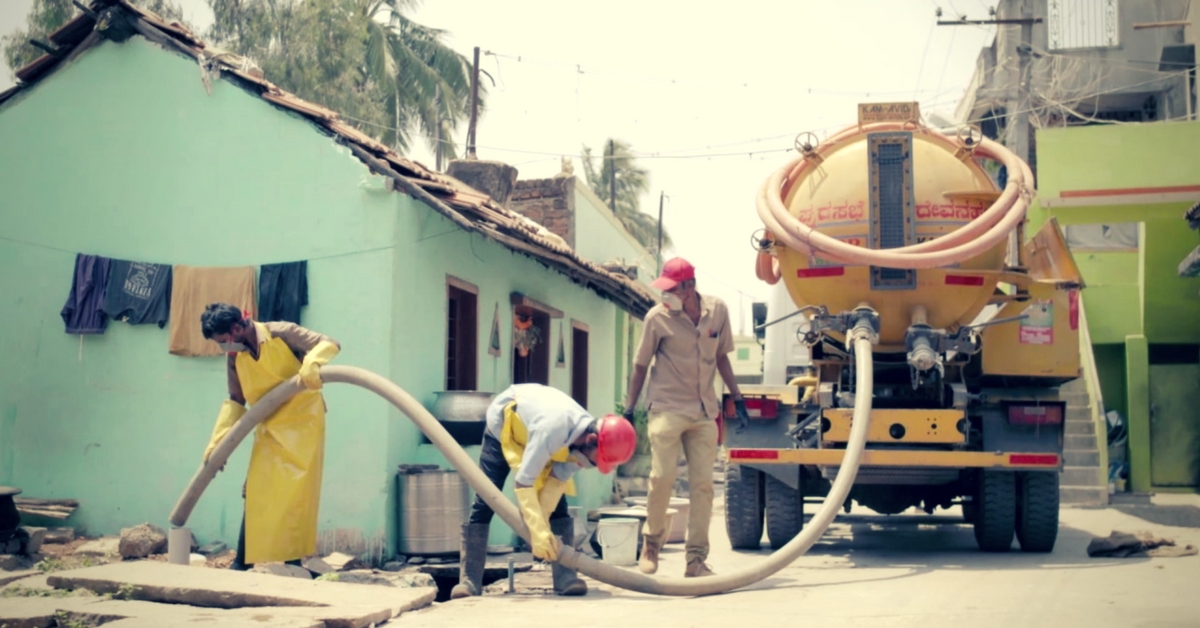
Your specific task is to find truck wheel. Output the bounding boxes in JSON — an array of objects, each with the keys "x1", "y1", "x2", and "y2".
[
  {"x1": 765, "y1": 474, "x2": 803, "y2": 550},
  {"x1": 973, "y1": 470, "x2": 1015, "y2": 552},
  {"x1": 1016, "y1": 471, "x2": 1059, "y2": 553},
  {"x1": 725, "y1": 464, "x2": 764, "y2": 550}
]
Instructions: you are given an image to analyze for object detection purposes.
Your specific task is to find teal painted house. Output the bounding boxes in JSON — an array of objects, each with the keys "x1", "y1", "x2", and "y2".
[{"x1": 0, "y1": 2, "x2": 654, "y2": 560}]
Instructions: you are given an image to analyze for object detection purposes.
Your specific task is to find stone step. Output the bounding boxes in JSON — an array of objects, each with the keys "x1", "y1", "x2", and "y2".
[
  {"x1": 1064, "y1": 449, "x2": 1101, "y2": 467},
  {"x1": 1060, "y1": 486, "x2": 1108, "y2": 505},
  {"x1": 1059, "y1": 378, "x2": 1089, "y2": 393},
  {"x1": 1062, "y1": 466, "x2": 1103, "y2": 487},
  {"x1": 1066, "y1": 421, "x2": 1096, "y2": 435},
  {"x1": 1067, "y1": 406, "x2": 1091, "y2": 422},
  {"x1": 1065, "y1": 433, "x2": 1098, "y2": 450},
  {"x1": 1060, "y1": 392, "x2": 1090, "y2": 407}
]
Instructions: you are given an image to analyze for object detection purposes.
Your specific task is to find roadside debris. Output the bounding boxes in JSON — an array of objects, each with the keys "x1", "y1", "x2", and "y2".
[{"x1": 1087, "y1": 530, "x2": 1199, "y2": 558}]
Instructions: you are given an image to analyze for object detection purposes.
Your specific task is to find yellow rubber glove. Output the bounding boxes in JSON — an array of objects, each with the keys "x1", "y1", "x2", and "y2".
[
  {"x1": 515, "y1": 486, "x2": 560, "y2": 561},
  {"x1": 203, "y1": 400, "x2": 246, "y2": 465},
  {"x1": 539, "y1": 476, "x2": 569, "y2": 517},
  {"x1": 298, "y1": 340, "x2": 340, "y2": 390}
]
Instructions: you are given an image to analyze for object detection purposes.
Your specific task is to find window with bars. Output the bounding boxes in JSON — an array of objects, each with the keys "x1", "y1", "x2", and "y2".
[
  {"x1": 1048, "y1": 0, "x2": 1120, "y2": 51},
  {"x1": 571, "y1": 322, "x2": 589, "y2": 407},
  {"x1": 446, "y1": 278, "x2": 478, "y2": 391}
]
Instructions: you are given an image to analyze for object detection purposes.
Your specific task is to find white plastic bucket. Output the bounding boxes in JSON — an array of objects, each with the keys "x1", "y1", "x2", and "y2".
[{"x1": 596, "y1": 517, "x2": 639, "y2": 566}]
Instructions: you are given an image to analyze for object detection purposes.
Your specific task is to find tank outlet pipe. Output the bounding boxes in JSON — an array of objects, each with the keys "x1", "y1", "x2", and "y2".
[{"x1": 168, "y1": 357, "x2": 877, "y2": 596}]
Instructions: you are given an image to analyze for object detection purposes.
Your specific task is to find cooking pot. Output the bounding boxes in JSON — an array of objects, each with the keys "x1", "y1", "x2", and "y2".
[{"x1": 429, "y1": 391, "x2": 494, "y2": 445}]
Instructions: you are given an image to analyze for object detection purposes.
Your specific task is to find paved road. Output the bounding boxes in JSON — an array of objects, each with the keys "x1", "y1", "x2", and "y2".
[{"x1": 395, "y1": 493, "x2": 1200, "y2": 628}]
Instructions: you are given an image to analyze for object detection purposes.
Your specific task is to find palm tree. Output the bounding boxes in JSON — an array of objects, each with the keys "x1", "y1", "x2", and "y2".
[
  {"x1": 581, "y1": 139, "x2": 670, "y2": 254},
  {"x1": 205, "y1": 0, "x2": 479, "y2": 159},
  {"x1": 359, "y1": 0, "x2": 477, "y2": 159}
]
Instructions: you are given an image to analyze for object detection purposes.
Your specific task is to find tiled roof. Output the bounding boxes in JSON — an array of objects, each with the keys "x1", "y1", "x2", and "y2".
[{"x1": 0, "y1": 0, "x2": 656, "y2": 317}]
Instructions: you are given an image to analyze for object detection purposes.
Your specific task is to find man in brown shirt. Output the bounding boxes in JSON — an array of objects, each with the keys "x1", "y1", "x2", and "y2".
[{"x1": 622, "y1": 258, "x2": 751, "y2": 577}]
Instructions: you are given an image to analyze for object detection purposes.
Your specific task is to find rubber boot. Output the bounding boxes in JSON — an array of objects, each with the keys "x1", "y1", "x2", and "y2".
[
  {"x1": 450, "y1": 522, "x2": 489, "y2": 599},
  {"x1": 550, "y1": 517, "x2": 587, "y2": 596},
  {"x1": 638, "y1": 532, "x2": 663, "y2": 575}
]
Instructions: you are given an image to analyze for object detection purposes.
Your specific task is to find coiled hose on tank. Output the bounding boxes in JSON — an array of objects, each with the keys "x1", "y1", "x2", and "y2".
[
  {"x1": 169, "y1": 329, "x2": 875, "y2": 596},
  {"x1": 756, "y1": 122, "x2": 1035, "y2": 269}
]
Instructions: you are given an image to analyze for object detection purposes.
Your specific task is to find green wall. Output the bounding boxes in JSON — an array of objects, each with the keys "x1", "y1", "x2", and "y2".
[
  {"x1": 1032, "y1": 121, "x2": 1200, "y2": 346},
  {"x1": 0, "y1": 35, "x2": 636, "y2": 556},
  {"x1": 1033, "y1": 122, "x2": 1200, "y2": 492}
]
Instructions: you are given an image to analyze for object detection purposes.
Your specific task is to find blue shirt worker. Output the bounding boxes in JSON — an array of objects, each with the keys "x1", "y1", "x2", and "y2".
[{"x1": 451, "y1": 384, "x2": 636, "y2": 599}]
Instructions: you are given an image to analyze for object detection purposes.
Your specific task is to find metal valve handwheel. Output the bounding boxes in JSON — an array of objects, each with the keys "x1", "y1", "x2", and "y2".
[
  {"x1": 794, "y1": 131, "x2": 820, "y2": 155},
  {"x1": 956, "y1": 125, "x2": 983, "y2": 147},
  {"x1": 750, "y1": 229, "x2": 774, "y2": 252}
]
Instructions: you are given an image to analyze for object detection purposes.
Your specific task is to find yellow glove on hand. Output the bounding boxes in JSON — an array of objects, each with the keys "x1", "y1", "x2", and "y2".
[
  {"x1": 539, "y1": 476, "x2": 569, "y2": 517},
  {"x1": 515, "y1": 486, "x2": 559, "y2": 561},
  {"x1": 203, "y1": 400, "x2": 246, "y2": 465},
  {"x1": 299, "y1": 340, "x2": 339, "y2": 390}
]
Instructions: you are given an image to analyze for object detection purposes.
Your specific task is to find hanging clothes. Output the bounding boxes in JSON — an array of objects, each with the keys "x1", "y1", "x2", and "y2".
[
  {"x1": 237, "y1": 322, "x2": 326, "y2": 564},
  {"x1": 60, "y1": 254, "x2": 111, "y2": 334},
  {"x1": 168, "y1": 265, "x2": 256, "y2": 357},
  {"x1": 257, "y1": 261, "x2": 308, "y2": 325},
  {"x1": 103, "y1": 260, "x2": 173, "y2": 328}
]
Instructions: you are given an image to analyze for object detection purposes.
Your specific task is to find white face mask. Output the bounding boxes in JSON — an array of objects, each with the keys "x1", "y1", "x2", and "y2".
[
  {"x1": 218, "y1": 341, "x2": 248, "y2": 353},
  {"x1": 662, "y1": 293, "x2": 683, "y2": 310}
]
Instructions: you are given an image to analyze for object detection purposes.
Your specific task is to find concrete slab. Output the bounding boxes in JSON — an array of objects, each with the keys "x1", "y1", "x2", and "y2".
[
  {"x1": 0, "y1": 597, "x2": 59, "y2": 628},
  {"x1": 45, "y1": 561, "x2": 436, "y2": 628},
  {"x1": 0, "y1": 568, "x2": 39, "y2": 587},
  {"x1": 0, "y1": 596, "x2": 327, "y2": 628}
]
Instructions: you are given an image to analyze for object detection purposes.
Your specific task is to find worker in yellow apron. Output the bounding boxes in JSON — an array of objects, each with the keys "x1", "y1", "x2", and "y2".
[
  {"x1": 450, "y1": 384, "x2": 636, "y2": 599},
  {"x1": 199, "y1": 302, "x2": 340, "y2": 569}
]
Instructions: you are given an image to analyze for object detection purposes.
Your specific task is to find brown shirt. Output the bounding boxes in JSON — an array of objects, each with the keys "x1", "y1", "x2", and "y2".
[
  {"x1": 634, "y1": 294, "x2": 734, "y2": 419},
  {"x1": 226, "y1": 321, "x2": 339, "y2": 404}
]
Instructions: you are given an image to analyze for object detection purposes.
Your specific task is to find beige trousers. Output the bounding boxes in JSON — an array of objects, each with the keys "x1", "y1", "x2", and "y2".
[{"x1": 643, "y1": 410, "x2": 718, "y2": 563}]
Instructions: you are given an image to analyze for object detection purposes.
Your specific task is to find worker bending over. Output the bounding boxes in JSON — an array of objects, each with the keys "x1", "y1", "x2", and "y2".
[
  {"x1": 452, "y1": 383, "x2": 636, "y2": 598},
  {"x1": 199, "y1": 302, "x2": 340, "y2": 571}
]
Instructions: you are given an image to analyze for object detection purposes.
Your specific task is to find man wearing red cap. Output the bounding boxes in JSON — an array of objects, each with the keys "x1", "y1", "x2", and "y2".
[{"x1": 623, "y1": 257, "x2": 751, "y2": 577}]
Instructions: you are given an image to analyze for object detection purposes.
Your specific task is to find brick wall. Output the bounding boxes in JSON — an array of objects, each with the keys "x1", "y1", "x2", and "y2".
[{"x1": 509, "y1": 175, "x2": 576, "y2": 248}]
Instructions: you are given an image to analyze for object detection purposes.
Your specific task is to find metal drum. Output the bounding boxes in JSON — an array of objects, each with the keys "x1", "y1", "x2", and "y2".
[{"x1": 396, "y1": 466, "x2": 470, "y2": 555}]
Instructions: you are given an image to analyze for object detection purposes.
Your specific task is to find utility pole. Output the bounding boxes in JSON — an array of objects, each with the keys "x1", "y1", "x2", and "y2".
[
  {"x1": 608, "y1": 139, "x2": 616, "y2": 213},
  {"x1": 656, "y1": 191, "x2": 665, "y2": 274},
  {"x1": 466, "y1": 46, "x2": 480, "y2": 160}
]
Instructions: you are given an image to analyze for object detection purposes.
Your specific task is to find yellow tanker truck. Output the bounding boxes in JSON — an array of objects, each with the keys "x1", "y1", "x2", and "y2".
[{"x1": 723, "y1": 103, "x2": 1083, "y2": 553}]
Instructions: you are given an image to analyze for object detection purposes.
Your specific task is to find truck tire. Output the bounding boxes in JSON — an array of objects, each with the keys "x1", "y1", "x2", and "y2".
[
  {"x1": 973, "y1": 470, "x2": 1015, "y2": 552},
  {"x1": 725, "y1": 464, "x2": 764, "y2": 550},
  {"x1": 765, "y1": 474, "x2": 803, "y2": 550},
  {"x1": 1016, "y1": 471, "x2": 1059, "y2": 553}
]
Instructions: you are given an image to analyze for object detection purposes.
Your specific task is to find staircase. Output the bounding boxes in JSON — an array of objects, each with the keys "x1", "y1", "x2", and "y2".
[{"x1": 1059, "y1": 377, "x2": 1108, "y2": 505}]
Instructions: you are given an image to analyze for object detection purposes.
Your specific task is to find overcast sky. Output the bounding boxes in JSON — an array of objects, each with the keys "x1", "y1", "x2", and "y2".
[{"x1": 1, "y1": 1, "x2": 996, "y2": 333}]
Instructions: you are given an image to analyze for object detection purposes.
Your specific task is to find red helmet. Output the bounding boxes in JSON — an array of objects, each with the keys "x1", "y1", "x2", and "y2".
[{"x1": 595, "y1": 414, "x2": 637, "y2": 474}]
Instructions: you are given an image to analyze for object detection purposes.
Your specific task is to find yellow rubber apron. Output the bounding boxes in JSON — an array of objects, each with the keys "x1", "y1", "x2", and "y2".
[
  {"x1": 499, "y1": 402, "x2": 576, "y2": 497},
  {"x1": 237, "y1": 323, "x2": 326, "y2": 564}
]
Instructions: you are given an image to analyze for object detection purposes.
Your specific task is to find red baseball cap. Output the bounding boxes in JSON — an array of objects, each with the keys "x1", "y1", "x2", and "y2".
[{"x1": 650, "y1": 257, "x2": 695, "y2": 291}]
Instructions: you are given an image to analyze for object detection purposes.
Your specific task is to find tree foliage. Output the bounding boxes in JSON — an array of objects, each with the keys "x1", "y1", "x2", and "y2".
[
  {"x1": 205, "y1": 0, "x2": 479, "y2": 159},
  {"x1": 581, "y1": 138, "x2": 670, "y2": 254},
  {"x1": 3, "y1": 0, "x2": 479, "y2": 161},
  {"x1": 3, "y1": 0, "x2": 185, "y2": 75}
]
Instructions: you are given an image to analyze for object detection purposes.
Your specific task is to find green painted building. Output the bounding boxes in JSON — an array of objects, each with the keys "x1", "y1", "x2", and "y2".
[
  {"x1": 1031, "y1": 121, "x2": 1200, "y2": 494},
  {"x1": 0, "y1": 5, "x2": 654, "y2": 560}
]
